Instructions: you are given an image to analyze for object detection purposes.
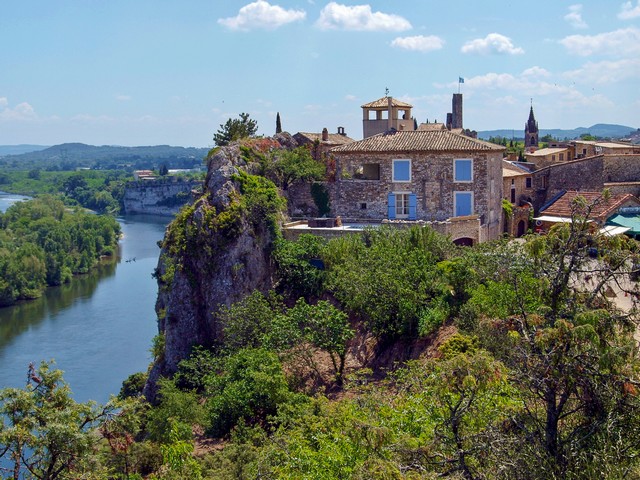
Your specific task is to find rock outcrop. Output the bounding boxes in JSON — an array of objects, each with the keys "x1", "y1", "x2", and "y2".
[{"x1": 145, "y1": 137, "x2": 291, "y2": 398}]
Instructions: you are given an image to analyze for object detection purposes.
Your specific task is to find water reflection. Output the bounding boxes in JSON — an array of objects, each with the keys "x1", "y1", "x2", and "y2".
[{"x1": 0, "y1": 260, "x2": 117, "y2": 350}]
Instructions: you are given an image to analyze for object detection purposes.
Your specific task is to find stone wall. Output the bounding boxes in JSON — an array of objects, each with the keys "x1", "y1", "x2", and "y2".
[
  {"x1": 124, "y1": 180, "x2": 200, "y2": 216},
  {"x1": 330, "y1": 150, "x2": 503, "y2": 241},
  {"x1": 533, "y1": 154, "x2": 640, "y2": 210}
]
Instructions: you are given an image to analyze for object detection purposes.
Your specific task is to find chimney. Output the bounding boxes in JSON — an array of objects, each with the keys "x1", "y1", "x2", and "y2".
[
  {"x1": 337, "y1": 126, "x2": 346, "y2": 136},
  {"x1": 322, "y1": 127, "x2": 329, "y2": 141}
]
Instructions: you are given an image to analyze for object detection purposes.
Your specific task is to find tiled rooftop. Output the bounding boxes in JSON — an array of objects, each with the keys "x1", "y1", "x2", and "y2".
[
  {"x1": 361, "y1": 97, "x2": 413, "y2": 109},
  {"x1": 331, "y1": 130, "x2": 506, "y2": 153},
  {"x1": 541, "y1": 191, "x2": 638, "y2": 220},
  {"x1": 296, "y1": 132, "x2": 355, "y2": 145}
]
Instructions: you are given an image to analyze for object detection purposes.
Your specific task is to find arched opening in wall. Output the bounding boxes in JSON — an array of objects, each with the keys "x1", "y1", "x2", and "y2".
[
  {"x1": 517, "y1": 220, "x2": 526, "y2": 237},
  {"x1": 453, "y1": 237, "x2": 474, "y2": 247}
]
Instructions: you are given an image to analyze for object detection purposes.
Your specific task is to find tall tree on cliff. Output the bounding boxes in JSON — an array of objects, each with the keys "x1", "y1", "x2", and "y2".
[
  {"x1": 276, "y1": 112, "x2": 282, "y2": 134},
  {"x1": 213, "y1": 113, "x2": 258, "y2": 147}
]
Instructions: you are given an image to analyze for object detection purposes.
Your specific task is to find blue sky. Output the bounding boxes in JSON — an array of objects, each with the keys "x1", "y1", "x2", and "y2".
[{"x1": 1, "y1": 1, "x2": 639, "y2": 146}]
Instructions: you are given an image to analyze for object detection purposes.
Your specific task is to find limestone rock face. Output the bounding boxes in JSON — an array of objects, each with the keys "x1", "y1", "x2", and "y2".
[{"x1": 145, "y1": 138, "x2": 291, "y2": 398}]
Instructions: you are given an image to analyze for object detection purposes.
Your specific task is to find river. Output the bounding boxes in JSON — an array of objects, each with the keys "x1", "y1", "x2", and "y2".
[{"x1": 0, "y1": 192, "x2": 168, "y2": 403}]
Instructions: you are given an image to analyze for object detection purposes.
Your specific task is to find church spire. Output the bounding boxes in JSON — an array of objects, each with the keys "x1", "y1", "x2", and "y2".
[{"x1": 525, "y1": 102, "x2": 539, "y2": 151}]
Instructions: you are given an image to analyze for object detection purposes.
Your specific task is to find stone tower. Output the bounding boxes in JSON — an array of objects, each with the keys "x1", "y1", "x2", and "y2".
[
  {"x1": 525, "y1": 105, "x2": 539, "y2": 150},
  {"x1": 451, "y1": 93, "x2": 463, "y2": 129}
]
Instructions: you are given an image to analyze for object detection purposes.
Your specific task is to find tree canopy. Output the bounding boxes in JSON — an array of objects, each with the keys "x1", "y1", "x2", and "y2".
[{"x1": 212, "y1": 113, "x2": 258, "y2": 146}]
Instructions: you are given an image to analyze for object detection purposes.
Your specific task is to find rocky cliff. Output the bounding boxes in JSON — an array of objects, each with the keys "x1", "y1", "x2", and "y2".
[{"x1": 145, "y1": 137, "x2": 293, "y2": 397}]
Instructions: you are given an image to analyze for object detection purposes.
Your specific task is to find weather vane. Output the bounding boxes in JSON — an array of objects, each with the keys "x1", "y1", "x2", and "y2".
[{"x1": 385, "y1": 87, "x2": 389, "y2": 97}]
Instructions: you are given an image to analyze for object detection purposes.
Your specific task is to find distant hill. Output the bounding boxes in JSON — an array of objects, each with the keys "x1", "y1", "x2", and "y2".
[
  {"x1": 478, "y1": 124, "x2": 637, "y2": 141},
  {"x1": 0, "y1": 145, "x2": 49, "y2": 156},
  {"x1": 0, "y1": 143, "x2": 210, "y2": 171}
]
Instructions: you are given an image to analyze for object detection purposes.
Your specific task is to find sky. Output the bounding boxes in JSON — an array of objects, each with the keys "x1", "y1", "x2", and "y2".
[{"x1": 1, "y1": 0, "x2": 639, "y2": 147}]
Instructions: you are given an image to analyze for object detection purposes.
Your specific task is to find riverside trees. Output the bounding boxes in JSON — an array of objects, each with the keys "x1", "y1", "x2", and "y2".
[{"x1": 0, "y1": 196, "x2": 120, "y2": 305}]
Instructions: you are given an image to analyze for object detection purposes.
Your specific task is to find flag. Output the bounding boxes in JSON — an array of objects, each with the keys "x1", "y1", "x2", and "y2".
[{"x1": 459, "y1": 77, "x2": 465, "y2": 84}]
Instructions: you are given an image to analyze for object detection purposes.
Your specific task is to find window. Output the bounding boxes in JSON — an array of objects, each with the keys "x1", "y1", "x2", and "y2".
[
  {"x1": 552, "y1": 155, "x2": 556, "y2": 161},
  {"x1": 559, "y1": 153, "x2": 564, "y2": 161},
  {"x1": 387, "y1": 192, "x2": 416, "y2": 220},
  {"x1": 454, "y1": 192, "x2": 473, "y2": 217},
  {"x1": 454, "y1": 159, "x2": 473, "y2": 182},
  {"x1": 525, "y1": 177, "x2": 532, "y2": 188},
  {"x1": 396, "y1": 193, "x2": 409, "y2": 218},
  {"x1": 392, "y1": 159, "x2": 411, "y2": 182},
  {"x1": 362, "y1": 163, "x2": 380, "y2": 180}
]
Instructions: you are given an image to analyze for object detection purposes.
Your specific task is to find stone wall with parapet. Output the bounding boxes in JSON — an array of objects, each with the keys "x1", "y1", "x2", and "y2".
[{"x1": 123, "y1": 179, "x2": 200, "y2": 216}]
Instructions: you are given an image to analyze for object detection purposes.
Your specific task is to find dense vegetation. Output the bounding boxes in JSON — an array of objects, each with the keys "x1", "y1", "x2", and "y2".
[
  {"x1": 0, "y1": 196, "x2": 120, "y2": 306},
  {"x1": 2, "y1": 189, "x2": 640, "y2": 479}
]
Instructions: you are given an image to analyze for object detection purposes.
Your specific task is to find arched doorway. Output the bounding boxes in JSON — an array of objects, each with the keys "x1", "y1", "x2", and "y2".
[
  {"x1": 453, "y1": 237, "x2": 474, "y2": 247},
  {"x1": 517, "y1": 220, "x2": 526, "y2": 237}
]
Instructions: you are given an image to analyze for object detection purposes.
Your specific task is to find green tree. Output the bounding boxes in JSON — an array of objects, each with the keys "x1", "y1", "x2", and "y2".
[
  {"x1": 0, "y1": 362, "x2": 118, "y2": 479},
  {"x1": 275, "y1": 112, "x2": 282, "y2": 134},
  {"x1": 213, "y1": 113, "x2": 258, "y2": 146}
]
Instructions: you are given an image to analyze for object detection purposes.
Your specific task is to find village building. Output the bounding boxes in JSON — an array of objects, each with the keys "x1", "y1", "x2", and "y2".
[
  {"x1": 293, "y1": 127, "x2": 354, "y2": 155},
  {"x1": 361, "y1": 97, "x2": 416, "y2": 138},
  {"x1": 329, "y1": 127, "x2": 505, "y2": 245},
  {"x1": 502, "y1": 160, "x2": 534, "y2": 237},
  {"x1": 524, "y1": 147, "x2": 570, "y2": 167}
]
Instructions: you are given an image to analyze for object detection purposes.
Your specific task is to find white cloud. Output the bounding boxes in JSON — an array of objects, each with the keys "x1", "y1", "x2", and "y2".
[
  {"x1": 619, "y1": 1, "x2": 640, "y2": 19},
  {"x1": 522, "y1": 66, "x2": 551, "y2": 77},
  {"x1": 0, "y1": 100, "x2": 38, "y2": 121},
  {"x1": 218, "y1": 0, "x2": 306, "y2": 31},
  {"x1": 563, "y1": 58, "x2": 640, "y2": 84},
  {"x1": 115, "y1": 94, "x2": 131, "y2": 101},
  {"x1": 390, "y1": 35, "x2": 444, "y2": 52},
  {"x1": 345, "y1": 94, "x2": 357, "y2": 101},
  {"x1": 461, "y1": 33, "x2": 524, "y2": 55},
  {"x1": 316, "y1": 2, "x2": 411, "y2": 31},
  {"x1": 559, "y1": 27, "x2": 640, "y2": 56},
  {"x1": 565, "y1": 4, "x2": 588, "y2": 29}
]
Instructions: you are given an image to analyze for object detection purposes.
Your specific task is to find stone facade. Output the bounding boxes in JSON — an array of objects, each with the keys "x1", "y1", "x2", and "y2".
[
  {"x1": 329, "y1": 131, "x2": 505, "y2": 244},
  {"x1": 532, "y1": 154, "x2": 640, "y2": 210}
]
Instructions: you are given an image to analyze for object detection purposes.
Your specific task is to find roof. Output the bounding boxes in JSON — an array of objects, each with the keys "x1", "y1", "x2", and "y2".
[
  {"x1": 295, "y1": 132, "x2": 355, "y2": 145},
  {"x1": 575, "y1": 140, "x2": 632, "y2": 149},
  {"x1": 361, "y1": 97, "x2": 413, "y2": 109},
  {"x1": 526, "y1": 147, "x2": 568, "y2": 157},
  {"x1": 417, "y1": 123, "x2": 446, "y2": 132},
  {"x1": 502, "y1": 160, "x2": 531, "y2": 177},
  {"x1": 540, "y1": 191, "x2": 639, "y2": 220},
  {"x1": 331, "y1": 130, "x2": 506, "y2": 154}
]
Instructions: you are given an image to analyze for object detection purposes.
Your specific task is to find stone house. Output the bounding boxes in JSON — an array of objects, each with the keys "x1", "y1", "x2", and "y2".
[
  {"x1": 502, "y1": 160, "x2": 534, "y2": 237},
  {"x1": 525, "y1": 147, "x2": 570, "y2": 168},
  {"x1": 573, "y1": 140, "x2": 639, "y2": 159},
  {"x1": 329, "y1": 129, "x2": 505, "y2": 245},
  {"x1": 531, "y1": 154, "x2": 640, "y2": 211},
  {"x1": 293, "y1": 127, "x2": 354, "y2": 159}
]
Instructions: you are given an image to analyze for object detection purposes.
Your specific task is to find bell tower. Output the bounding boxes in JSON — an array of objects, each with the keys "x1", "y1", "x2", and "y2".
[{"x1": 525, "y1": 102, "x2": 539, "y2": 151}]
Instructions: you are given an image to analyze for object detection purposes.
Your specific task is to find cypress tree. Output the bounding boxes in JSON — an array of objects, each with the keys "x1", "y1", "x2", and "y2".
[{"x1": 276, "y1": 112, "x2": 282, "y2": 134}]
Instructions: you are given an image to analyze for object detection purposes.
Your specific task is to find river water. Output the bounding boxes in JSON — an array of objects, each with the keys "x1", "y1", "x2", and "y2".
[{"x1": 0, "y1": 193, "x2": 168, "y2": 403}]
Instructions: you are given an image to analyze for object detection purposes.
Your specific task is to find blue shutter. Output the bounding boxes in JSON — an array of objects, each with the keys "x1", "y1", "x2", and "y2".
[
  {"x1": 387, "y1": 192, "x2": 396, "y2": 219},
  {"x1": 408, "y1": 193, "x2": 417, "y2": 220}
]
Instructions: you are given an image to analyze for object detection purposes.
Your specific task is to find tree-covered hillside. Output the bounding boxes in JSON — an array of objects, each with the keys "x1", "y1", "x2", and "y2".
[{"x1": 2, "y1": 138, "x2": 640, "y2": 479}]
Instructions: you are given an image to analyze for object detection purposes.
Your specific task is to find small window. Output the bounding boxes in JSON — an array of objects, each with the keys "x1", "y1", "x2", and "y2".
[
  {"x1": 525, "y1": 177, "x2": 532, "y2": 188},
  {"x1": 454, "y1": 159, "x2": 473, "y2": 182},
  {"x1": 559, "y1": 153, "x2": 564, "y2": 161},
  {"x1": 552, "y1": 155, "x2": 556, "y2": 161},
  {"x1": 454, "y1": 192, "x2": 473, "y2": 217},
  {"x1": 392, "y1": 159, "x2": 411, "y2": 182},
  {"x1": 360, "y1": 202, "x2": 367, "y2": 210}
]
